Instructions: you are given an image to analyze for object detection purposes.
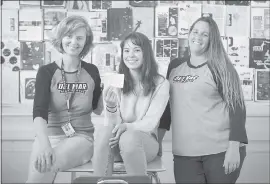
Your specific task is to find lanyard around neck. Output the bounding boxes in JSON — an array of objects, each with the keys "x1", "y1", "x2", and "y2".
[{"x1": 60, "y1": 60, "x2": 82, "y2": 112}]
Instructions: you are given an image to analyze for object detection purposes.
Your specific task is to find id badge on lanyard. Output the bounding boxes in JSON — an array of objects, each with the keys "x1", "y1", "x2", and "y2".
[{"x1": 60, "y1": 60, "x2": 81, "y2": 137}]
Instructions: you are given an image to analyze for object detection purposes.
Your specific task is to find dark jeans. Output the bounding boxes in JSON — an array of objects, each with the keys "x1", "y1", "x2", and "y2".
[{"x1": 174, "y1": 146, "x2": 246, "y2": 184}]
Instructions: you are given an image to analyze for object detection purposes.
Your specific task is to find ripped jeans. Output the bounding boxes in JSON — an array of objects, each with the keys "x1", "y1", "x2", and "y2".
[
  {"x1": 26, "y1": 134, "x2": 94, "y2": 183},
  {"x1": 93, "y1": 124, "x2": 159, "y2": 176}
]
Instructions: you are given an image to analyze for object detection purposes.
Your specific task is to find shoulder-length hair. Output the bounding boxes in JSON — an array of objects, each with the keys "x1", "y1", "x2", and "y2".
[
  {"x1": 119, "y1": 32, "x2": 161, "y2": 96},
  {"x1": 51, "y1": 15, "x2": 93, "y2": 59},
  {"x1": 189, "y1": 16, "x2": 245, "y2": 112}
]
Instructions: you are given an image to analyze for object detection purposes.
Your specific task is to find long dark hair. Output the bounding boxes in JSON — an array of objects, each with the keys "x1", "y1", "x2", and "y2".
[
  {"x1": 119, "y1": 32, "x2": 161, "y2": 96},
  {"x1": 189, "y1": 17, "x2": 245, "y2": 112}
]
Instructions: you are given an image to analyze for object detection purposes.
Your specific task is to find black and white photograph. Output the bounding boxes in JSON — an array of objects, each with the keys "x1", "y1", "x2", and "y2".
[{"x1": 1, "y1": 1, "x2": 270, "y2": 184}]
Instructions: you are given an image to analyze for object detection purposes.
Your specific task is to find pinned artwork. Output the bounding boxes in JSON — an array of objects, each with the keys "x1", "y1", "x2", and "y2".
[
  {"x1": 19, "y1": 9, "x2": 43, "y2": 41},
  {"x1": 155, "y1": 6, "x2": 178, "y2": 37},
  {"x1": 107, "y1": 8, "x2": 133, "y2": 41},
  {"x1": 1, "y1": 39, "x2": 21, "y2": 72},
  {"x1": 44, "y1": 9, "x2": 66, "y2": 40},
  {"x1": 20, "y1": 41, "x2": 44, "y2": 70},
  {"x1": 235, "y1": 67, "x2": 254, "y2": 101},
  {"x1": 178, "y1": 3, "x2": 202, "y2": 38},
  {"x1": 20, "y1": 71, "x2": 37, "y2": 104},
  {"x1": 251, "y1": 8, "x2": 270, "y2": 39},
  {"x1": 155, "y1": 38, "x2": 179, "y2": 77},
  {"x1": 67, "y1": 0, "x2": 90, "y2": 11},
  {"x1": 227, "y1": 37, "x2": 249, "y2": 67},
  {"x1": 89, "y1": 0, "x2": 112, "y2": 11},
  {"x1": 1, "y1": 9, "x2": 19, "y2": 40},
  {"x1": 255, "y1": 69, "x2": 270, "y2": 101},
  {"x1": 249, "y1": 39, "x2": 270, "y2": 69}
]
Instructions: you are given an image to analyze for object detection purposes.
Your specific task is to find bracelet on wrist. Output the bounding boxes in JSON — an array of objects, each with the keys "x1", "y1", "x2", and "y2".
[
  {"x1": 106, "y1": 107, "x2": 117, "y2": 113},
  {"x1": 106, "y1": 105, "x2": 117, "y2": 109}
]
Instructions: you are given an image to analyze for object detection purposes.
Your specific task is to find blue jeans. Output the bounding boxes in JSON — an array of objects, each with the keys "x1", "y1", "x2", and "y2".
[
  {"x1": 174, "y1": 146, "x2": 246, "y2": 184},
  {"x1": 26, "y1": 134, "x2": 94, "y2": 183},
  {"x1": 93, "y1": 124, "x2": 159, "y2": 176}
]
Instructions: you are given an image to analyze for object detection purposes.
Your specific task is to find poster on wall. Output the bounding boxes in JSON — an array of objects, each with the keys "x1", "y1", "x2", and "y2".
[
  {"x1": 20, "y1": 41, "x2": 44, "y2": 70},
  {"x1": 107, "y1": 8, "x2": 133, "y2": 41},
  {"x1": 1, "y1": 9, "x2": 19, "y2": 40},
  {"x1": 155, "y1": 38, "x2": 179, "y2": 77},
  {"x1": 202, "y1": 4, "x2": 226, "y2": 36},
  {"x1": 155, "y1": 6, "x2": 178, "y2": 37},
  {"x1": 67, "y1": 11, "x2": 107, "y2": 43},
  {"x1": 1, "y1": 39, "x2": 21, "y2": 72},
  {"x1": 129, "y1": 0, "x2": 156, "y2": 7},
  {"x1": 20, "y1": 70, "x2": 37, "y2": 104},
  {"x1": 227, "y1": 37, "x2": 249, "y2": 67},
  {"x1": 251, "y1": 0, "x2": 270, "y2": 7},
  {"x1": 44, "y1": 41, "x2": 62, "y2": 65},
  {"x1": 226, "y1": 5, "x2": 250, "y2": 37},
  {"x1": 178, "y1": 38, "x2": 189, "y2": 59},
  {"x1": 19, "y1": 0, "x2": 40, "y2": 6},
  {"x1": 255, "y1": 69, "x2": 270, "y2": 101},
  {"x1": 0, "y1": 0, "x2": 20, "y2": 8},
  {"x1": 0, "y1": 69, "x2": 20, "y2": 104},
  {"x1": 251, "y1": 8, "x2": 270, "y2": 39},
  {"x1": 235, "y1": 67, "x2": 254, "y2": 101},
  {"x1": 89, "y1": 0, "x2": 112, "y2": 11},
  {"x1": 44, "y1": 9, "x2": 66, "y2": 40},
  {"x1": 67, "y1": 0, "x2": 90, "y2": 11},
  {"x1": 178, "y1": 3, "x2": 201, "y2": 38},
  {"x1": 19, "y1": 9, "x2": 43, "y2": 41},
  {"x1": 42, "y1": 0, "x2": 66, "y2": 7},
  {"x1": 90, "y1": 42, "x2": 120, "y2": 77},
  {"x1": 225, "y1": 0, "x2": 250, "y2": 5},
  {"x1": 249, "y1": 39, "x2": 270, "y2": 69},
  {"x1": 132, "y1": 7, "x2": 154, "y2": 38}
]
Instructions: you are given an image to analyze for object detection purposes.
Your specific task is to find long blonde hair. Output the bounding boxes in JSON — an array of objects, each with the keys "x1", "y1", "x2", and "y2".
[{"x1": 189, "y1": 17, "x2": 245, "y2": 112}]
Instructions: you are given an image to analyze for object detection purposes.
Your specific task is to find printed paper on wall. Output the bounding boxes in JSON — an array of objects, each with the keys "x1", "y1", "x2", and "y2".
[
  {"x1": 178, "y1": 3, "x2": 201, "y2": 38},
  {"x1": 42, "y1": 0, "x2": 66, "y2": 7},
  {"x1": 202, "y1": 4, "x2": 226, "y2": 36},
  {"x1": 20, "y1": 70, "x2": 37, "y2": 104},
  {"x1": 251, "y1": 0, "x2": 270, "y2": 7},
  {"x1": 1, "y1": 39, "x2": 21, "y2": 72},
  {"x1": 89, "y1": 0, "x2": 112, "y2": 11},
  {"x1": 132, "y1": 7, "x2": 154, "y2": 38},
  {"x1": 255, "y1": 69, "x2": 270, "y2": 101},
  {"x1": 228, "y1": 37, "x2": 249, "y2": 67},
  {"x1": 107, "y1": 8, "x2": 133, "y2": 41},
  {"x1": 67, "y1": 11, "x2": 107, "y2": 43},
  {"x1": 249, "y1": 39, "x2": 270, "y2": 69},
  {"x1": 67, "y1": 0, "x2": 90, "y2": 11},
  {"x1": 19, "y1": 9, "x2": 43, "y2": 41},
  {"x1": 155, "y1": 6, "x2": 178, "y2": 37},
  {"x1": 251, "y1": 8, "x2": 270, "y2": 39},
  {"x1": 44, "y1": 9, "x2": 66, "y2": 40},
  {"x1": 226, "y1": 6, "x2": 250, "y2": 37},
  {"x1": 1, "y1": 9, "x2": 19, "y2": 40},
  {"x1": 235, "y1": 67, "x2": 254, "y2": 101},
  {"x1": 155, "y1": 38, "x2": 179, "y2": 77},
  {"x1": 20, "y1": 41, "x2": 44, "y2": 70}
]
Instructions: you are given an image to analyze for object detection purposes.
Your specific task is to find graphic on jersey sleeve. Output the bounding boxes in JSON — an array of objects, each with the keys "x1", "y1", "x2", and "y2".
[
  {"x1": 173, "y1": 75, "x2": 199, "y2": 83},
  {"x1": 57, "y1": 82, "x2": 88, "y2": 94}
]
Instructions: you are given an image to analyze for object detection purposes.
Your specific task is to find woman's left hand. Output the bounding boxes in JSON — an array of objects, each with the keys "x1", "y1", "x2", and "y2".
[
  {"x1": 109, "y1": 124, "x2": 127, "y2": 148},
  {"x1": 223, "y1": 144, "x2": 240, "y2": 174}
]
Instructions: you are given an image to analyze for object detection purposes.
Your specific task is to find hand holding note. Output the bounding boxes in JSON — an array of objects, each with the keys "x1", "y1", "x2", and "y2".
[{"x1": 103, "y1": 73, "x2": 124, "y2": 89}]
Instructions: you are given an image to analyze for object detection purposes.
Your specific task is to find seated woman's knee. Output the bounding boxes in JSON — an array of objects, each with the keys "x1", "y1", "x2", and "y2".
[{"x1": 119, "y1": 130, "x2": 143, "y2": 152}]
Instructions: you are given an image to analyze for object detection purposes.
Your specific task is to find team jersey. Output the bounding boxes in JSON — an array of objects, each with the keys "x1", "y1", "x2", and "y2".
[
  {"x1": 33, "y1": 61, "x2": 102, "y2": 138},
  {"x1": 159, "y1": 57, "x2": 248, "y2": 156}
]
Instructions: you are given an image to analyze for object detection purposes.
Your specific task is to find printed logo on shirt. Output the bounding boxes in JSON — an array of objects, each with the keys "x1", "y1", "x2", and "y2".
[
  {"x1": 173, "y1": 75, "x2": 199, "y2": 83},
  {"x1": 57, "y1": 82, "x2": 88, "y2": 93}
]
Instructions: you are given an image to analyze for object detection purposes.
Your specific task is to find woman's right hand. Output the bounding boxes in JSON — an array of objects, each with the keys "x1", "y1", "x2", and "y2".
[
  {"x1": 104, "y1": 86, "x2": 117, "y2": 108},
  {"x1": 35, "y1": 145, "x2": 56, "y2": 173}
]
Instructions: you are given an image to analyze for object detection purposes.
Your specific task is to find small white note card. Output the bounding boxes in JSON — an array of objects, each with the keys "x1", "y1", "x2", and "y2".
[{"x1": 103, "y1": 73, "x2": 124, "y2": 88}]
